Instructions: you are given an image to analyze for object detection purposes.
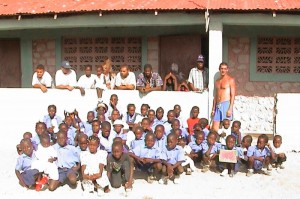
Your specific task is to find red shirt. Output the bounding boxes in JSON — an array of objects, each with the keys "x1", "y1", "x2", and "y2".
[{"x1": 187, "y1": 117, "x2": 200, "y2": 135}]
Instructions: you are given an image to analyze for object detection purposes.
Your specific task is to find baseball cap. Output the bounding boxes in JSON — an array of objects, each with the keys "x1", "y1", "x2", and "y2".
[
  {"x1": 197, "y1": 54, "x2": 205, "y2": 62},
  {"x1": 61, "y1": 61, "x2": 72, "y2": 69}
]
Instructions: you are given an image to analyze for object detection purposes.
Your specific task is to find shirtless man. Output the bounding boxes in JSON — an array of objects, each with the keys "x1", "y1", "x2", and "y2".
[{"x1": 211, "y1": 62, "x2": 236, "y2": 132}]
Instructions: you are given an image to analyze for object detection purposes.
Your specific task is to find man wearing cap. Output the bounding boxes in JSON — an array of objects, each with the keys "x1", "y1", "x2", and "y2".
[
  {"x1": 187, "y1": 54, "x2": 209, "y2": 92},
  {"x1": 136, "y1": 64, "x2": 163, "y2": 93},
  {"x1": 55, "y1": 61, "x2": 85, "y2": 95}
]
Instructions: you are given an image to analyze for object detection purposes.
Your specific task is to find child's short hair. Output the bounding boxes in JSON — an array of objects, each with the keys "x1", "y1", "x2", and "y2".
[
  {"x1": 141, "y1": 117, "x2": 150, "y2": 123},
  {"x1": 112, "y1": 141, "x2": 123, "y2": 150},
  {"x1": 222, "y1": 119, "x2": 230, "y2": 123},
  {"x1": 88, "y1": 135, "x2": 100, "y2": 143},
  {"x1": 141, "y1": 103, "x2": 150, "y2": 109},
  {"x1": 127, "y1": 103, "x2": 135, "y2": 110},
  {"x1": 207, "y1": 131, "x2": 218, "y2": 139},
  {"x1": 273, "y1": 135, "x2": 282, "y2": 141},
  {"x1": 85, "y1": 65, "x2": 92, "y2": 70},
  {"x1": 242, "y1": 135, "x2": 253, "y2": 144},
  {"x1": 40, "y1": 133, "x2": 50, "y2": 143},
  {"x1": 35, "y1": 121, "x2": 46, "y2": 129},
  {"x1": 101, "y1": 121, "x2": 111, "y2": 129},
  {"x1": 145, "y1": 132, "x2": 155, "y2": 140},
  {"x1": 191, "y1": 106, "x2": 199, "y2": 112},
  {"x1": 113, "y1": 137, "x2": 122, "y2": 143},
  {"x1": 226, "y1": 135, "x2": 236, "y2": 142},
  {"x1": 258, "y1": 134, "x2": 268, "y2": 143},
  {"x1": 232, "y1": 120, "x2": 241, "y2": 127},
  {"x1": 48, "y1": 104, "x2": 57, "y2": 110},
  {"x1": 194, "y1": 130, "x2": 205, "y2": 138}
]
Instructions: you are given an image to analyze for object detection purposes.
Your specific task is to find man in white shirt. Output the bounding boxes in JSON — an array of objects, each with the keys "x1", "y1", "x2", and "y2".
[
  {"x1": 55, "y1": 61, "x2": 84, "y2": 95},
  {"x1": 77, "y1": 65, "x2": 98, "y2": 89},
  {"x1": 188, "y1": 54, "x2": 209, "y2": 92},
  {"x1": 32, "y1": 64, "x2": 53, "y2": 93},
  {"x1": 115, "y1": 65, "x2": 136, "y2": 90}
]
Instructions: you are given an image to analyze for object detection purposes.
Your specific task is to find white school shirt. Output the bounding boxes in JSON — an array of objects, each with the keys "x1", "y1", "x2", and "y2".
[
  {"x1": 95, "y1": 73, "x2": 116, "y2": 90},
  {"x1": 34, "y1": 144, "x2": 57, "y2": 162},
  {"x1": 32, "y1": 71, "x2": 53, "y2": 87},
  {"x1": 80, "y1": 150, "x2": 108, "y2": 175},
  {"x1": 77, "y1": 74, "x2": 98, "y2": 89},
  {"x1": 218, "y1": 127, "x2": 231, "y2": 145},
  {"x1": 115, "y1": 72, "x2": 136, "y2": 89},
  {"x1": 55, "y1": 69, "x2": 77, "y2": 87}
]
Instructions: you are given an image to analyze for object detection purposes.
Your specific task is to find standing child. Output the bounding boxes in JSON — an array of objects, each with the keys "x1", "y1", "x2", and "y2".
[
  {"x1": 246, "y1": 134, "x2": 274, "y2": 176},
  {"x1": 187, "y1": 106, "x2": 200, "y2": 136},
  {"x1": 199, "y1": 118, "x2": 210, "y2": 138},
  {"x1": 201, "y1": 132, "x2": 221, "y2": 172},
  {"x1": 107, "y1": 141, "x2": 133, "y2": 191},
  {"x1": 161, "y1": 133, "x2": 185, "y2": 184},
  {"x1": 129, "y1": 133, "x2": 162, "y2": 183},
  {"x1": 218, "y1": 119, "x2": 231, "y2": 146},
  {"x1": 271, "y1": 135, "x2": 287, "y2": 169},
  {"x1": 178, "y1": 136, "x2": 197, "y2": 175},
  {"x1": 80, "y1": 135, "x2": 110, "y2": 196},
  {"x1": 231, "y1": 120, "x2": 242, "y2": 146},
  {"x1": 15, "y1": 139, "x2": 40, "y2": 189}
]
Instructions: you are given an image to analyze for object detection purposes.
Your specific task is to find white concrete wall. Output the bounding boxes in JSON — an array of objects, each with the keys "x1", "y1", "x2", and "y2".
[
  {"x1": 0, "y1": 89, "x2": 208, "y2": 148},
  {"x1": 276, "y1": 93, "x2": 300, "y2": 151}
]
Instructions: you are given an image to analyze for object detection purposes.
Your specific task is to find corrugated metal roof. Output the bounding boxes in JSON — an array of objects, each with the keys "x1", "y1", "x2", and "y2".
[{"x1": 0, "y1": 0, "x2": 299, "y2": 16}]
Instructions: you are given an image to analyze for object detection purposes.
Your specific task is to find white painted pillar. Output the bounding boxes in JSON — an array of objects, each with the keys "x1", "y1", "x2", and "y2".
[{"x1": 208, "y1": 21, "x2": 223, "y2": 121}]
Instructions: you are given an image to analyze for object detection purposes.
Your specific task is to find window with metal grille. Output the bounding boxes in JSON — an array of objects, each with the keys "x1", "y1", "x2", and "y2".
[
  {"x1": 62, "y1": 37, "x2": 142, "y2": 76},
  {"x1": 256, "y1": 37, "x2": 300, "y2": 74}
]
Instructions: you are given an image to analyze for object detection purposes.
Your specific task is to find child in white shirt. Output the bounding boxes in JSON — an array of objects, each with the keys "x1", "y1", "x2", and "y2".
[
  {"x1": 178, "y1": 136, "x2": 197, "y2": 174},
  {"x1": 218, "y1": 119, "x2": 231, "y2": 146}
]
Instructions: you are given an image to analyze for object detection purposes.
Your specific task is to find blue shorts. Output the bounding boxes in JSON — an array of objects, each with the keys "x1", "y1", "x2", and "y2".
[
  {"x1": 214, "y1": 101, "x2": 233, "y2": 122},
  {"x1": 21, "y1": 169, "x2": 39, "y2": 186},
  {"x1": 58, "y1": 168, "x2": 78, "y2": 183}
]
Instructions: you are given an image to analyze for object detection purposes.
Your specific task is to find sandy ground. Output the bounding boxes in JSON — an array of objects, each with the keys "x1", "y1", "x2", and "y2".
[{"x1": 2, "y1": 149, "x2": 299, "y2": 199}]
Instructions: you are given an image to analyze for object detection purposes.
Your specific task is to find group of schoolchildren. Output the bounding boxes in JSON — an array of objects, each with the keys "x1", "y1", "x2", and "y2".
[{"x1": 15, "y1": 94, "x2": 287, "y2": 195}]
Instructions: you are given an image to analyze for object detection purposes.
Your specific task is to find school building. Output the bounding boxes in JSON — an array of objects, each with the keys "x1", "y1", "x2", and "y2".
[{"x1": 0, "y1": 0, "x2": 299, "y2": 148}]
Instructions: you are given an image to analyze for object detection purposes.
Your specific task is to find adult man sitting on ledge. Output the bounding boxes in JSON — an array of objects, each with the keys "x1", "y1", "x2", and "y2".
[
  {"x1": 115, "y1": 64, "x2": 136, "y2": 90},
  {"x1": 55, "y1": 61, "x2": 85, "y2": 95},
  {"x1": 136, "y1": 64, "x2": 163, "y2": 94}
]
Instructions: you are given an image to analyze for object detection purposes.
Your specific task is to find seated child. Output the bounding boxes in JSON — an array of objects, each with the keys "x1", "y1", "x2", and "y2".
[
  {"x1": 160, "y1": 133, "x2": 185, "y2": 184},
  {"x1": 113, "y1": 137, "x2": 129, "y2": 153},
  {"x1": 231, "y1": 120, "x2": 242, "y2": 146},
  {"x1": 32, "y1": 122, "x2": 47, "y2": 146},
  {"x1": 17, "y1": 132, "x2": 33, "y2": 155},
  {"x1": 154, "y1": 124, "x2": 167, "y2": 151},
  {"x1": 178, "y1": 136, "x2": 197, "y2": 175},
  {"x1": 83, "y1": 111, "x2": 95, "y2": 135},
  {"x1": 271, "y1": 135, "x2": 286, "y2": 169},
  {"x1": 246, "y1": 134, "x2": 274, "y2": 176},
  {"x1": 129, "y1": 132, "x2": 162, "y2": 184},
  {"x1": 43, "y1": 105, "x2": 62, "y2": 142},
  {"x1": 49, "y1": 131, "x2": 80, "y2": 191},
  {"x1": 188, "y1": 131, "x2": 205, "y2": 165},
  {"x1": 31, "y1": 134, "x2": 58, "y2": 186},
  {"x1": 80, "y1": 135, "x2": 110, "y2": 196},
  {"x1": 98, "y1": 121, "x2": 115, "y2": 153},
  {"x1": 124, "y1": 104, "x2": 143, "y2": 130},
  {"x1": 218, "y1": 119, "x2": 231, "y2": 146},
  {"x1": 107, "y1": 141, "x2": 133, "y2": 191},
  {"x1": 199, "y1": 118, "x2": 210, "y2": 138},
  {"x1": 130, "y1": 126, "x2": 145, "y2": 150},
  {"x1": 201, "y1": 132, "x2": 221, "y2": 172},
  {"x1": 187, "y1": 106, "x2": 200, "y2": 136},
  {"x1": 76, "y1": 133, "x2": 88, "y2": 153},
  {"x1": 112, "y1": 119, "x2": 128, "y2": 145},
  {"x1": 140, "y1": 104, "x2": 150, "y2": 118},
  {"x1": 141, "y1": 117, "x2": 154, "y2": 134},
  {"x1": 15, "y1": 139, "x2": 40, "y2": 189},
  {"x1": 235, "y1": 135, "x2": 253, "y2": 173},
  {"x1": 220, "y1": 135, "x2": 243, "y2": 177}
]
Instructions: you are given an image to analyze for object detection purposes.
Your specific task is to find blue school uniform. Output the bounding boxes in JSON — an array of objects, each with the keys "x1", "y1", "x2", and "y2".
[
  {"x1": 201, "y1": 140, "x2": 221, "y2": 155},
  {"x1": 131, "y1": 138, "x2": 145, "y2": 150},
  {"x1": 155, "y1": 135, "x2": 167, "y2": 151},
  {"x1": 83, "y1": 121, "x2": 93, "y2": 135},
  {"x1": 152, "y1": 118, "x2": 166, "y2": 130},
  {"x1": 131, "y1": 145, "x2": 161, "y2": 159},
  {"x1": 43, "y1": 115, "x2": 63, "y2": 130},
  {"x1": 67, "y1": 126, "x2": 77, "y2": 146},
  {"x1": 113, "y1": 129, "x2": 127, "y2": 141},
  {"x1": 53, "y1": 143, "x2": 80, "y2": 169},
  {"x1": 188, "y1": 141, "x2": 203, "y2": 153},
  {"x1": 247, "y1": 145, "x2": 270, "y2": 170},
  {"x1": 163, "y1": 122, "x2": 172, "y2": 135},
  {"x1": 161, "y1": 145, "x2": 185, "y2": 165}
]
